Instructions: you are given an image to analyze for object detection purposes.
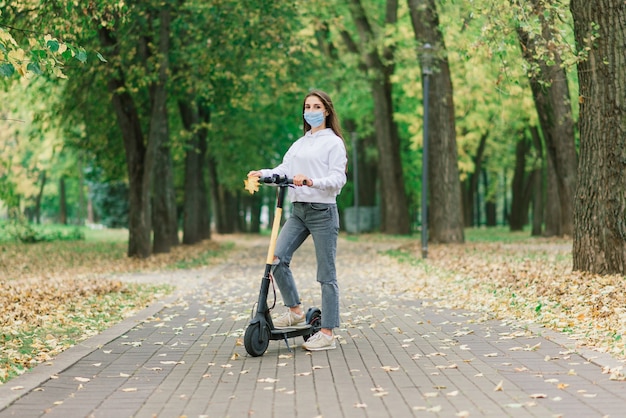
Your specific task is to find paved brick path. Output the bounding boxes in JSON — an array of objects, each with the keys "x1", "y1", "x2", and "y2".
[{"x1": 1, "y1": 235, "x2": 625, "y2": 417}]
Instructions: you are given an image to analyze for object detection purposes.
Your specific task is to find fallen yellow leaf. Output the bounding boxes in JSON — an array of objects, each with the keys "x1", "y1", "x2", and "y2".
[{"x1": 494, "y1": 380, "x2": 503, "y2": 391}]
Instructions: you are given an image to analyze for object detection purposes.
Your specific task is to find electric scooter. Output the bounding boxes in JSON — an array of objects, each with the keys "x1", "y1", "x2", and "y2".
[{"x1": 243, "y1": 174, "x2": 321, "y2": 357}]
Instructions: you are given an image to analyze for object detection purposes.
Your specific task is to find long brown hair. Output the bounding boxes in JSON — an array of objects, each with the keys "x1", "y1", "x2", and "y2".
[{"x1": 302, "y1": 89, "x2": 344, "y2": 140}]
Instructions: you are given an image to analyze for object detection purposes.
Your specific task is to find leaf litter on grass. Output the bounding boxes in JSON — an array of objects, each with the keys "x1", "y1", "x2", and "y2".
[
  {"x1": 394, "y1": 238, "x2": 626, "y2": 360},
  {"x1": 0, "y1": 238, "x2": 222, "y2": 383}
]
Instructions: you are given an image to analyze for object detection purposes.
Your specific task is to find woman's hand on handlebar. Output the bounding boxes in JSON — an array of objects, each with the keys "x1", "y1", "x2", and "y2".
[
  {"x1": 247, "y1": 170, "x2": 262, "y2": 178},
  {"x1": 293, "y1": 174, "x2": 313, "y2": 187}
]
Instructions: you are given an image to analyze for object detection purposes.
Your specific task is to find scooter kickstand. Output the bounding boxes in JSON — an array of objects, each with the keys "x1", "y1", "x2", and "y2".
[{"x1": 282, "y1": 334, "x2": 293, "y2": 352}]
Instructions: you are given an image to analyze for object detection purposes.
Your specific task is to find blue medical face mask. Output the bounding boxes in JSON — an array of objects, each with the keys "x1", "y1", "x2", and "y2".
[{"x1": 304, "y1": 111, "x2": 325, "y2": 128}]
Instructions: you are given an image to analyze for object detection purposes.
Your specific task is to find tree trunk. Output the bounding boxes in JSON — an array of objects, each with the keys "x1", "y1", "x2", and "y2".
[
  {"x1": 207, "y1": 155, "x2": 237, "y2": 234},
  {"x1": 502, "y1": 169, "x2": 509, "y2": 225},
  {"x1": 99, "y1": 27, "x2": 151, "y2": 258},
  {"x1": 510, "y1": 134, "x2": 531, "y2": 231},
  {"x1": 483, "y1": 170, "x2": 497, "y2": 226},
  {"x1": 544, "y1": 147, "x2": 561, "y2": 236},
  {"x1": 197, "y1": 103, "x2": 211, "y2": 240},
  {"x1": 87, "y1": 192, "x2": 95, "y2": 224},
  {"x1": 516, "y1": 2, "x2": 577, "y2": 237},
  {"x1": 180, "y1": 101, "x2": 202, "y2": 244},
  {"x1": 571, "y1": 0, "x2": 626, "y2": 274},
  {"x1": 241, "y1": 194, "x2": 261, "y2": 233},
  {"x1": 34, "y1": 170, "x2": 46, "y2": 225},
  {"x1": 463, "y1": 132, "x2": 488, "y2": 227},
  {"x1": 153, "y1": 143, "x2": 178, "y2": 252},
  {"x1": 77, "y1": 155, "x2": 85, "y2": 225},
  {"x1": 407, "y1": 0, "x2": 464, "y2": 243},
  {"x1": 343, "y1": 121, "x2": 377, "y2": 209},
  {"x1": 529, "y1": 126, "x2": 543, "y2": 236},
  {"x1": 347, "y1": 0, "x2": 411, "y2": 234},
  {"x1": 151, "y1": 7, "x2": 178, "y2": 254},
  {"x1": 462, "y1": 178, "x2": 472, "y2": 227},
  {"x1": 180, "y1": 99, "x2": 211, "y2": 243},
  {"x1": 59, "y1": 176, "x2": 67, "y2": 225}
]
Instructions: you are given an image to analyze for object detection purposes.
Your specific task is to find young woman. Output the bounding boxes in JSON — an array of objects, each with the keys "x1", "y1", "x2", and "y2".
[{"x1": 247, "y1": 89, "x2": 347, "y2": 351}]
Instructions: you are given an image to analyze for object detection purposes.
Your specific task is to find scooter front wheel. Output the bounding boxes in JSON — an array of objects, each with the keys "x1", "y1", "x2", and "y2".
[{"x1": 244, "y1": 322, "x2": 270, "y2": 357}]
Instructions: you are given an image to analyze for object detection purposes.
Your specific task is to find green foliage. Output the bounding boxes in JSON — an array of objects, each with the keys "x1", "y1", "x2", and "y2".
[
  {"x1": 0, "y1": 0, "x2": 584, "y2": 239},
  {"x1": 89, "y1": 181, "x2": 129, "y2": 228},
  {"x1": 0, "y1": 17, "x2": 89, "y2": 80},
  {"x1": 0, "y1": 218, "x2": 85, "y2": 243}
]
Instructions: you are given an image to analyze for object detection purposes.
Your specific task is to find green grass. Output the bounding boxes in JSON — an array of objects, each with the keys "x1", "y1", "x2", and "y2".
[
  {"x1": 83, "y1": 227, "x2": 128, "y2": 242},
  {"x1": 382, "y1": 248, "x2": 424, "y2": 266},
  {"x1": 343, "y1": 227, "x2": 535, "y2": 244},
  {"x1": 0, "y1": 220, "x2": 130, "y2": 244},
  {"x1": 464, "y1": 226, "x2": 533, "y2": 243}
]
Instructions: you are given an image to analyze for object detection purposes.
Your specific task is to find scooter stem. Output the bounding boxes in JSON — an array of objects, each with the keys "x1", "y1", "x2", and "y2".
[
  {"x1": 266, "y1": 207, "x2": 283, "y2": 265},
  {"x1": 265, "y1": 185, "x2": 288, "y2": 265}
]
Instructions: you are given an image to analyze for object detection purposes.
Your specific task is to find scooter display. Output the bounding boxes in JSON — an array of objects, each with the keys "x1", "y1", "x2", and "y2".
[{"x1": 242, "y1": 174, "x2": 321, "y2": 357}]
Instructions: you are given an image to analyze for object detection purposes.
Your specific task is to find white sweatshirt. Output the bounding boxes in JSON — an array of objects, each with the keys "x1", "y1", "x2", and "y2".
[{"x1": 260, "y1": 128, "x2": 347, "y2": 204}]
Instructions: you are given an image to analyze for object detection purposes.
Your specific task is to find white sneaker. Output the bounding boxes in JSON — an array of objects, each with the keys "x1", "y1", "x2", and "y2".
[
  {"x1": 273, "y1": 309, "x2": 306, "y2": 328},
  {"x1": 302, "y1": 331, "x2": 336, "y2": 351}
]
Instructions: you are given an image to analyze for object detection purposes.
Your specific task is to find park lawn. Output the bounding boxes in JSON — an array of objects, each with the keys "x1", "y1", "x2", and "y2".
[{"x1": 0, "y1": 227, "x2": 226, "y2": 383}]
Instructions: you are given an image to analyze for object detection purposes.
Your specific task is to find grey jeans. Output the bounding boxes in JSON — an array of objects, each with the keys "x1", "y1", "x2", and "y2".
[{"x1": 272, "y1": 202, "x2": 340, "y2": 329}]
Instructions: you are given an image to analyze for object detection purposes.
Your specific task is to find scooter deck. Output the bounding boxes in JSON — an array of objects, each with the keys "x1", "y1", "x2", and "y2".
[{"x1": 270, "y1": 326, "x2": 314, "y2": 340}]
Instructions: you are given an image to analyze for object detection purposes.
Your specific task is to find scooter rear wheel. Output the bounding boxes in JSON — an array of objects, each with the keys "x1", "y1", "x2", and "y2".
[
  {"x1": 244, "y1": 323, "x2": 270, "y2": 357},
  {"x1": 303, "y1": 308, "x2": 322, "y2": 342}
]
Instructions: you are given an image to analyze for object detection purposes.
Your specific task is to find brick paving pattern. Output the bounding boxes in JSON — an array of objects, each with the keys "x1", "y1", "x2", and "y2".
[{"x1": 1, "y1": 235, "x2": 625, "y2": 417}]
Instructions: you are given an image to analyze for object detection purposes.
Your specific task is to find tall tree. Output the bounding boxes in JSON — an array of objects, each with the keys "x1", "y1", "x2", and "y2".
[
  {"x1": 150, "y1": 5, "x2": 179, "y2": 253},
  {"x1": 345, "y1": 0, "x2": 411, "y2": 234},
  {"x1": 96, "y1": 28, "x2": 150, "y2": 257},
  {"x1": 515, "y1": 0, "x2": 577, "y2": 237},
  {"x1": 570, "y1": 0, "x2": 626, "y2": 274},
  {"x1": 407, "y1": 0, "x2": 464, "y2": 243},
  {"x1": 462, "y1": 131, "x2": 488, "y2": 227},
  {"x1": 179, "y1": 100, "x2": 210, "y2": 244}
]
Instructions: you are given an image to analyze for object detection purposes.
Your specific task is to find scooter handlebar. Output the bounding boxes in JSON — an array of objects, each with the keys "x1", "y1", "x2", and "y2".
[{"x1": 259, "y1": 175, "x2": 307, "y2": 186}]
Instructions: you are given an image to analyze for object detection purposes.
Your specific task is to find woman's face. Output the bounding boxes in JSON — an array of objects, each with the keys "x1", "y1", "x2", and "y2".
[{"x1": 304, "y1": 95, "x2": 327, "y2": 114}]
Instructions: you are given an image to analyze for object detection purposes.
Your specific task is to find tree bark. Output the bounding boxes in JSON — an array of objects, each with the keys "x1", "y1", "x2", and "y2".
[
  {"x1": 34, "y1": 170, "x2": 46, "y2": 225},
  {"x1": 483, "y1": 170, "x2": 497, "y2": 227},
  {"x1": 59, "y1": 176, "x2": 67, "y2": 225},
  {"x1": 356, "y1": 133, "x2": 378, "y2": 207},
  {"x1": 153, "y1": 143, "x2": 178, "y2": 252},
  {"x1": 347, "y1": 0, "x2": 411, "y2": 234},
  {"x1": 179, "y1": 100, "x2": 211, "y2": 243},
  {"x1": 196, "y1": 103, "x2": 211, "y2": 240},
  {"x1": 99, "y1": 27, "x2": 151, "y2": 258},
  {"x1": 407, "y1": 0, "x2": 464, "y2": 243},
  {"x1": 180, "y1": 101, "x2": 202, "y2": 244},
  {"x1": 516, "y1": 1, "x2": 577, "y2": 237},
  {"x1": 529, "y1": 126, "x2": 543, "y2": 236},
  {"x1": 571, "y1": 0, "x2": 626, "y2": 274},
  {"x1": 151, "y1": 7, "x2": 178, "y2": 254},
  {"x1": 510, "y1": 134, "x2": 531, "y2": 231},
  {"x1": 342, "y1": 120, "x2": 377, "y2": 209},
  {"x1": 544, "y1": 148, "x2": 561, "y2": 236},
  {"x1": 207, "y1": 154, "x2": 237, "y2": 234},
  {"x1": 463, "y1": 132, "x2": 488, "y2": 227},
  {"x1": 77, "y1": 155, "x2": 85, "y2": 225}
]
